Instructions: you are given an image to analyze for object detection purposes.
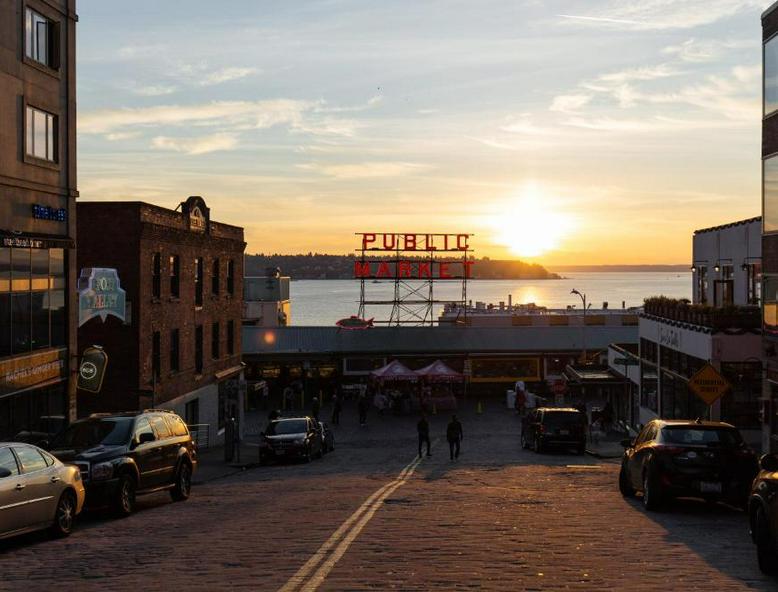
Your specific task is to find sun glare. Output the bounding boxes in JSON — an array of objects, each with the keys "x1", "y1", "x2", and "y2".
[{"x1": 491, "y1": 185, "x2": 574, "y2": 258}]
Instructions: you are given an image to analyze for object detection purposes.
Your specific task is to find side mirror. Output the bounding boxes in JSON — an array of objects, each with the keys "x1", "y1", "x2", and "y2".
[
  {"x1": 138, "y1": 432, "x2": 155, "y2": 445},
  {"x1": 760, "y1": 454, "x2": 778, "y2": 472},
  {"x1": 620, "y1": 438, "x2": 634, "y2": 448},
  {"x1": 0, "y1": 467, "x2": 12, "y2": 478}
]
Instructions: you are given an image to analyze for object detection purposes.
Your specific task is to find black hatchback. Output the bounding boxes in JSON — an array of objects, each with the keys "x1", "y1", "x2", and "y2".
[
  {"x1": 748, "y1": 453, "x2": 778, "y2": 574},
  {"x1": 521, "y1": 408, "x2": 587, "y2": 455},
  {"x1": 619, "y1": 419, "x2": 758, "y2": 511}
]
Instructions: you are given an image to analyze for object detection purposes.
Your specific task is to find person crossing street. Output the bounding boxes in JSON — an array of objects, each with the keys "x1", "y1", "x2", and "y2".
[
  {"x1": 447, "y1": 415, "x2": 463, "y2": 460},
  {"x1": 417, "y1": 414, "x2": 431, "y2": 457}
]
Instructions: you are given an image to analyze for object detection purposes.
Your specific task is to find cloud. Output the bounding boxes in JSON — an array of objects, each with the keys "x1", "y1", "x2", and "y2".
[
  {"x1": 200, "y1": 66, "x2": 259, "y2": 86},
  {"x1": 105, "y1": 131, "x2": 141, "y2": 141},
  {"x1": 662, "y1": 38, "x2": 757, "y2": 63},
  {"x1": 134, "y1": 85, "x2": 177, "y2": 97},
  {"x1": 151, "y1": 133, "x2": 239, "y2": 155},
  {"x1": 597, "y1": 64, "x2": 682, "y2": 84},
  {"x1": 298, "y1": 161, "x2": 430, "y2": 179},
  {"x1": 558, "y1": 14, "x2": 643, "y2": 26},
  {"x1": 549, "y1": 94, "x2": 593, "y2": 114}
]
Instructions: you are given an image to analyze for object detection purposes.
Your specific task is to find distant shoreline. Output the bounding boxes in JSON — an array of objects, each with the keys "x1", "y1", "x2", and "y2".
[{"x1": 547, "y1": 265, "x2": 689, "y2": 273}]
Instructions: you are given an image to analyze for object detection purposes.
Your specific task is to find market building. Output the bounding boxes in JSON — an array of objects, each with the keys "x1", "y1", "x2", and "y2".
[
  {"x1": 77, "y1": 197, "x2": 245, "y2": 443},
  {"x1": 638, "y1": 217, "x2": 762, "y2": 447},
  {"x1": 0, "y1": 0, "x2": 78, "y2": 440}
]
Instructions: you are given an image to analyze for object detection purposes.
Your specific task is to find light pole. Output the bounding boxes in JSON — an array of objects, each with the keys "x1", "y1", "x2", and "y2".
[{"x1": 571, "y1": 289, "x2": 587, "y2": 363}]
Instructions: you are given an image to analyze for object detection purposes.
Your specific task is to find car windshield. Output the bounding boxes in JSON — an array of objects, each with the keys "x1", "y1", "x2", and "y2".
[
  {"x1": 266, "y1": 420, "x2": 308, "y2": 435},
  {"x1": 51, "y1": 418, "x2": 134, "y2": 448},
  {"x1": 543, "y1": 412, "x2": 584, "y2": 427},
  {"x1": 662, "y1": 427, "x2": 743, "y2": 447}
]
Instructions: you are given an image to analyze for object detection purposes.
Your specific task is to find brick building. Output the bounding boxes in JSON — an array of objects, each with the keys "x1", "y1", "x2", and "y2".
[
  {"x1": 0, "y1": 0, "x2": 78, "y2": 440},
  {"x1": 77, "y1": 197, "x2": 245, "y2": 441}
]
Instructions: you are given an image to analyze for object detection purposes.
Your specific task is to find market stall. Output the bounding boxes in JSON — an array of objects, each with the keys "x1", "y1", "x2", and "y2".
[
  {"x1": 415, "y1": 360, "x2": 463, "y2": 412},
  {"x1": 370, "y1": 360, "x2": 419, "y2": 414}
]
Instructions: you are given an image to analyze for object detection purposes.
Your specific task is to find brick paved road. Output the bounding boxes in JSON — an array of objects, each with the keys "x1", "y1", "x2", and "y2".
[{"x1": 0, "y1": 404, "x2": 774, "y2": 591}]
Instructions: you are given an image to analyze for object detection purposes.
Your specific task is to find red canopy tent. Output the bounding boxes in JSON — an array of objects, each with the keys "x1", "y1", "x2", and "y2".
[
  {"x1": 415, "y1": 360, "x2": 465, "y2": 383},
  {"x1": 370, "y1": 359, "x2": 418, "y2": 381}
]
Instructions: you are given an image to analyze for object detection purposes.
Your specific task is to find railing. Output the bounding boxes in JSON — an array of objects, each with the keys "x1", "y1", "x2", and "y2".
[
  {"x1": 188, "y1": 424, "x2": 211, "y2": 450},
  {"x1": 643, "y1": 299, "x2": 760, "y2": 330}
]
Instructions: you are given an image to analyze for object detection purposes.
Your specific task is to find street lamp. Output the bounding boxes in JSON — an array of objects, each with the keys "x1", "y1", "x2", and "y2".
[{"x1": 571, "y1": 289, "x2": 587, "y2": 363}]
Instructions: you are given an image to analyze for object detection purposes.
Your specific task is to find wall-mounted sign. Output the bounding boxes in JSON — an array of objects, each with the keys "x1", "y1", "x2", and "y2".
[
  {"x1": 77, "y1": 346, "x2": 108, "y2": 393},
  {"x1": 32, "y1": 204, "x2": 67, "y2": 222},
  {"x1": 181, "y1": 196, "x2": 210, "y2": 233},
  {"x1": 78, "y1": 268, "x2": 127, "y2": 327},
  {"x1": 687, "y1": 363, "x2": 731, "y2": 406},
  {"x1": 659, "y1": 326, "x2": 682, "y2": 349},
  {"x1": 0, "y1": 348, "x2": 67, "y2": 397}
]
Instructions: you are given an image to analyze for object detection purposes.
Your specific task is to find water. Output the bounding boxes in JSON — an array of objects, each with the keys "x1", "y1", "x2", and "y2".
[{"x1": 289, "y1": 272, "x2": 692, "y2": 326}]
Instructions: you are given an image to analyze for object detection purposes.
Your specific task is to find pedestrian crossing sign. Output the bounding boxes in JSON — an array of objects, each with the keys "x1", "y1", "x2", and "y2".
[{"x1": 687, "y1": 364, "x2": 731, "y2": 406}]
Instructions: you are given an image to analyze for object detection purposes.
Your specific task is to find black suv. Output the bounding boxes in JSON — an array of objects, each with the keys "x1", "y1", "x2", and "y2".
[
  {"x1": 259, "y1": 417, "x2": 323, "y2": 463},
  {"x1": 749, "y1": 453, "x2": 778, "y2": 574},
  {"x1": 521, "y1": 408, "x2": 587, "y2": 455},
  {"x1": 49, "y1": 410, "x2": 197, "y2": 516}
]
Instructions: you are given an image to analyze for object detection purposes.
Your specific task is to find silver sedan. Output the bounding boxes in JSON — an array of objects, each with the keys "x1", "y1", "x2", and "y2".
[{"x1": 0, "y1": 443, "x2": 85, "y2": 540}]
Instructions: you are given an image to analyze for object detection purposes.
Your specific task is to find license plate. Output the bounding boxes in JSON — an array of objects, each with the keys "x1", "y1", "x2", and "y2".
[
  {"x1": 559, "y1": 430, "x2": 569, "y2": 436},
  {"x1": 700, "y1": 481, "x2": 722, "y2": 493}
]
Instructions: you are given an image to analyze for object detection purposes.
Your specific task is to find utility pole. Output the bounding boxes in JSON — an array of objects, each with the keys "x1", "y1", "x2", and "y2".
[{"x1": 571, "y1": 289, "x2": 587, "y2": 363}]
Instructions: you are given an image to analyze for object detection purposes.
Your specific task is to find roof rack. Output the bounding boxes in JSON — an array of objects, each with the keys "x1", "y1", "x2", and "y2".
[{"x1": 143, "y1": 408, "x2": 175, "y2": 413}]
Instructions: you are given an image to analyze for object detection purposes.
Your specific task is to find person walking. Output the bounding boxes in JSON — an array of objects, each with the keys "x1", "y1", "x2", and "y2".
[
  {"x1": 358, "y1": 394, "x2": 369, "y2": 427},
  {"x1": 417, "y1": 414, "x2": 431, "y2": 457},
  {"x1": 447, "y1": 415, "x2": 463, "y2": 460},
  {"x1": 331, "y1": 394, "x2": 342, "y2": 425},
  {"x1": 311, "y1": 397, "x2": 320, "y2": 421}
]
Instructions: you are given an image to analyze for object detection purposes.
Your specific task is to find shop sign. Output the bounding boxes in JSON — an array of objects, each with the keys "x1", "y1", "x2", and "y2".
[
  {"x1": 688, "y1": 363, "x2": 731, "y2": 406},
  {"x1": 77, "y1": 346, "x2": 108, "y2": 393},
  {"x1": 32, "y1": 204, "x2": 67, "y2": 222},
  {"x1": 359, "y1": 233, "x2": 471, "y2": 252},
  {"x1": 659, "y1": 326, "x2": 682, "y2": 349},
  {"x1": 78, "y1": 268, "x2": 126, "y2": 327},
  {"x1": 0, "y1": 348, "x2": 67, "y2": 396},
  {"x1": 354, "y1": 260, "x2": 474, "y2": 279}
]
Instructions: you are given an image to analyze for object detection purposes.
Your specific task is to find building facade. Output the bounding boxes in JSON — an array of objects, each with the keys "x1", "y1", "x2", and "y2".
[
  {"x1": 77, "y1": 197, "x2": 245, "y2": 442},
  {"x1": 0, "y1": 0, "x2": 78, "y2": 440},
  {"x1": 243, "y1": 273, "x2": 291, "y2": 327}
]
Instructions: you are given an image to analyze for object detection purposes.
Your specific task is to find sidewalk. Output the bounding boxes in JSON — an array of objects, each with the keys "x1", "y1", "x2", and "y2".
[
  {"x1": 193, "y1": 440, "x2": 261, "y2": 485},
  {"x1": 586, "y1": 436, "x2": 626, "y2": 459}
]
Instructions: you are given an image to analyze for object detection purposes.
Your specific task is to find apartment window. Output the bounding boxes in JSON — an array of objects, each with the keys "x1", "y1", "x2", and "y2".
[
  {"x1": 212, "y1": 259, "x2": 220, "y2": 295},
  {"x1": 765, "y1": 155, "x2": 778, "y2": 233},
  {"x1": 227, "y1": 259, "x2": 235, "y2": 295},
  {"x1": 227, "y1": 320, "x2": 235, "y2": 356},
  {"x1": 748, "y1": 262, "x2": 762, "y2": 306},
  {"x1": 696, "y1": 267, "x2": 708, "y2": 304},
  {"x1": 195, "y1": 325, "x2": 203, "y2": 374},
  {"x1": 211, "y1": 322, "x2": 220, "y2": 359},
  {"x1": 151, "y1": 331, "x2": 161, "y2": 382},
  {"x1": 25, "y1": 8, "x2": 59, "y2": 69},
  {"x1": 169, "y1": 255, "x2": 180, "y2": 298},
  {"x1": 169, "y1": 328, "x2": 180, "y2": 373},
  {"x1": 25, "y1": 106, "x2": 57, "y2": 162},
  {"x1": 764, "y1": 275, "x2": 778, "y2": 336},
  {"x1": 152, "y1": 253, "x2": 161, "y2": 298},
  {"x1": 195, "y1": 257, "x2": 203, "y2": 307}
]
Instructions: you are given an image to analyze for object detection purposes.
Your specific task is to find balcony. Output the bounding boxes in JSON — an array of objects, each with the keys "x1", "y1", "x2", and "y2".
[{"x1": 642, "y1": 297, "x2": 760, "y2": 330}]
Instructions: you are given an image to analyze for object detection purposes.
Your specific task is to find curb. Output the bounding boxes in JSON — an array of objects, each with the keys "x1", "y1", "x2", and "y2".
[
  {"x1": 193, "y1": 461, "x2": 262, "y2": 485},
  {"x1": 585, "y1": 449, "x2": 622, "y2": 460}
]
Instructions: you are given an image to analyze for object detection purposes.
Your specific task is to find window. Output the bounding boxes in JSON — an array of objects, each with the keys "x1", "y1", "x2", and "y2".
[
  {"x1": 227, "y1": 259, "x2": 235, "y2": 295},
  {"x1": 195, "y1": 257, "x2": 203, "y2": 307},
  {"x1": 168, "y1": 415, "x2": 189, "y2": 437},
  {"x1": 765, "y1": 155, "x2": 778, "y2": 234},
  {"x1": 152, "y1": 331, "x2": 161, "y2": 381},
  {"x1": 14, "y1": 445, "x2": 47, "y2": 473},
  {"x1": 195, "y1": 325, "x2": 203, "y2": 374},
  {"x1": 169, "y1": 255, "x2": 180, "y2": 298},
  {"x1": 149, "y1": 415, "x2": 171, "y2": 439},
  {"x1": 25, "y1": 8, "x2": 58, "y2": 68},
  {"x1": 0, "y1": 447, "x2": 19, "y2": 476},
  {"x1": 169, "y1": 328, "x2": 180, "y2": 373},
  {"x1": 748, "y1": 263, "x2": 762, "y2": 306},
  {"x1": 227, "y1": 320, "x2": 235, "y2": 356},
  {"x1": 212, "y1": 259, "x2": 220, "y2": 295},
  {"x1": 767, "y1": 35, "x2": 778, "y2": 117},
  {"x1": 211, "y1": 322, "x2": 220, "y2": 359},
  {"x1": 152, "y1": 253, "x2": 161, "y2": 298},
  {"x1": 133, "y1": 417, "x2": 155, "y2": 442},
  {"x1": 696, "y1": 267, "x2": 708, "y2": 304},
  {"x1": 765, "y1": 275, "x2": 778, "y2": 335},
  {"x1": 25, "y1": 106, "x2": 57, "y2": 162},
  {"x1": 185, "y1": 399, "x2": 199, "y2": 425}
]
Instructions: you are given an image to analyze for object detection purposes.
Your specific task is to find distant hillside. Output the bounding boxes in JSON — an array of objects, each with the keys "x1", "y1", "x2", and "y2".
[
  {"x1": 548, "y1": 265, "x2": 689, "y2": 273},
  {"x1": 246, "y1": 254, "x2": 561, "y2": 280}
]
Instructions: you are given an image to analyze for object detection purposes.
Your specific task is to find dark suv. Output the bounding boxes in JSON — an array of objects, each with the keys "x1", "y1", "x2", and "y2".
[
  {"x1": 49, "y1": 410, "x2": 197, "y2": 516},
  {"x1": 259, "y1": 417, "x2": 323, "y2": 463},
  {"x1": 521, "y1": 408, "x2": 587, "y2": 455},
  {"x1": 748, "y1": 453, "x2": 778, "y2": 574}
]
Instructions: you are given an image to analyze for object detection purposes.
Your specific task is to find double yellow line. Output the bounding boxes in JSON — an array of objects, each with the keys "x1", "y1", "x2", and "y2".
[{"x1": 278, "y1": 455, "x2": 424, "y2": 592}]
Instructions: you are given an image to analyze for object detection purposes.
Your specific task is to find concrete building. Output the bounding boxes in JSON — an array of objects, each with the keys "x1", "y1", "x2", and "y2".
[
  {"x1": 638, "y1": 218, "x2": 762, "y2": 447},
  {"x1": 0, "y1": 0, "x2": 78, "y2": 440},
  {"x1": 77, "y1": 197, "x2": 245, "y2": 443},
  {"x1": 243, "y1": 272, "x2": 291, "y2": 327}
]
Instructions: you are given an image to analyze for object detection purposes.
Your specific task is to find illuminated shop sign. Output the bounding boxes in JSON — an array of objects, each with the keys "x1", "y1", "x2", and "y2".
[
  {"x1": 78, "y1": 268, "x2": 127, "y2": 326},
  {"x1": 354, "y1": 260, "x2": 474, "y2": 279},
  {"x1": 32, "y1": 204, "x2": 67, "y2": 222},
  {"x1": 359, "y1": 233, "x2": 471, "y2": 252}
]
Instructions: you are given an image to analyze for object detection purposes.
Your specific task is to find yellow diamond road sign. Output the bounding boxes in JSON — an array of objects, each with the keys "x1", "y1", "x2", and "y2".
[{"x1": 687, "y1": 364, "x2": 731, "y2": 406}]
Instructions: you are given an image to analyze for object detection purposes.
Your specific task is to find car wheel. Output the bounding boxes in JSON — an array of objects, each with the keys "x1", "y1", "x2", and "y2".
[
  {"x1": 756, "y1": 506, "x2": 778, "y2": 575},
  {"x1": 534, "y1": 436, "x2": 544, "y2": 454},
  {"x1": 619, "y1": 465, "x2": 635, "y2": 498},
  {"x1": 171, "y1": 462, "x2": 192, "y2": 502},
  {"x1": 50, "y1": 490, "x2": 76, "y2": 537},
  {"x1": 115, "y1": 473, "x2": 137, "y2": 517},
  {"x1": 642, "y1": 470, "x2": 663, "y2": 512}
]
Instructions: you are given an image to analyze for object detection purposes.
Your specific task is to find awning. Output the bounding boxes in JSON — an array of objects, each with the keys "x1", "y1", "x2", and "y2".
[
  {"x1": 415, "y1": 360, "x2": 464, "y2": 382},
  {"x1": 215, "y1": 364, "x2": 244, "y2": 380},
  {"x1": 371, "y1": 360, "x2": 418, "y2": 381},
  {"x1": 0, "y1": 231, "x2": 75, "y2": 249}
]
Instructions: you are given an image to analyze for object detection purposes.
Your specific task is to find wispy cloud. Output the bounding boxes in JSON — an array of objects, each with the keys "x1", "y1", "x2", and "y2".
[
  {"x1": 549, "y1": 94, "x2": 593, "y2": 114},
  {"x1": 134, "y1": 85, "x2": 177, "y2": 97},
  {"x1": 298, "y1": 161, "x2": 430, "y2": 179},
  {"x1": 151, "y1": 133, "x2": 239, "y2": 155},
  {"x1": 597, "y1": 64, "x2": 682, "y2": 84},
  {"x1": 200, "y1": 66, "x2": 260, "y2": 86},
  {"x1": 662, "y1": 38, "x2": 757, "y2": 63},
  {"x1": 558, "y1": 14, "x2": 643, "y2": 26}
]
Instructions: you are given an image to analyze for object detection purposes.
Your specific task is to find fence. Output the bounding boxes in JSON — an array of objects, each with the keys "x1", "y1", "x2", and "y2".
[{"x1": 188, "y1": 423, "x2": 211, "y2": 450}]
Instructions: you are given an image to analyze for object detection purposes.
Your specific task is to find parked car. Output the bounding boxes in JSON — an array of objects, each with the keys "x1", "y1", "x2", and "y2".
[
  {"x1": 521, "y1": 407, "x2": 587, "y2": 454},
  {"x1": 748, "y1": 453, "x2": 778, "y2": 575},
  {"x1": 619, "y1": 419, "x2": 758, "y2": 511},
  {"x1": 0, "y1": 442, "x2": 85, "y2": 540},
  {"x1": 48, "y1": 410, "x2": 197, "y2": 516},
  {"x1": 319, "y1": 421, "x2": 335, "y2": 454},
  {"x1": 259, "y1": 417, "x2": 323, "y2": 463}
]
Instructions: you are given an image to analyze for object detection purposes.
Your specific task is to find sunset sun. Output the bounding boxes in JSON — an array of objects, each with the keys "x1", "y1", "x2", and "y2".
[{"x1": 491, "y1": 186, "x2": 574, "y2": 258}]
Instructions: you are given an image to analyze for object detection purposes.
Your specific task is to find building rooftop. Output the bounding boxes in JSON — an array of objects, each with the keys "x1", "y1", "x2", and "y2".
[{"x1": 693, "y1": 216, "x2": 761, "y2": 236}]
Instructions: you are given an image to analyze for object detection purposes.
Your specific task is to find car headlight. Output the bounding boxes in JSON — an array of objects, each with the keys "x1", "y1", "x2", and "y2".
[{"x1": 91, "y1": 461, "x2": 114, "y2": 481}]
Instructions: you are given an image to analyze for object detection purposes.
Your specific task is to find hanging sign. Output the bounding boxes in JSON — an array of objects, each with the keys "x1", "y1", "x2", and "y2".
[
  {"x1": 78, "y1": 268, "x2": 126, "y2": 327},
  {"x1": 77, "y1": 346, "x2": 108, "y2": 393}
]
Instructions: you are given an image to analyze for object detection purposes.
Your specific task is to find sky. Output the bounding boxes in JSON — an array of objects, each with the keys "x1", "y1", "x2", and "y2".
[{"x1": 76, "y1": 0, "x2": 771, "y2": 265}]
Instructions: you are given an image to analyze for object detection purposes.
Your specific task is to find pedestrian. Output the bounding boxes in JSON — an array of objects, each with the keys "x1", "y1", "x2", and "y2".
[
  {"x1": 358, "y1": 394, "x2": 368, "y2": 427},
  {"x1": 417, "y1": 414, "x2": 431, "y2": 457},
  {"x1": 268, "y1": 408, "x2": 281, "y2": 422},
  {"x1": 447, "y1": 414, "x2": 463, "y2": 460},
  {"x1": 283, "y1": 386, "x2": 294, "y2": 411},
  {"x1": 311, "y1": 396, "x2": 320, "y2": 421},
  {"x1": 514, "y1": 388, "x2": 526, "y2": 416},
  {"x1": 331, "y1": 394, "x2": 342, "y2": 425}
]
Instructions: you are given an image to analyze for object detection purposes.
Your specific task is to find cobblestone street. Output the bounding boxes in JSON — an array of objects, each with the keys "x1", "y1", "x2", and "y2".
[{"x1": 0, "y1": 405, "x2": 774, "y2": 591}]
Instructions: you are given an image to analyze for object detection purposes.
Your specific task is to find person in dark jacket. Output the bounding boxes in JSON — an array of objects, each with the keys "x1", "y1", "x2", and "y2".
[
  {"x1": 447, "y1": 415, "x2": 463, "y2": 460},
  {"x1": 311, "y1": 397, "x2": 320, "y2": 421},
  {"x1": 417, "y1": 414, "x2": 431, "y2": 457},
  {"x1": 357, "y1": 394, "x2": 369, "y2": 427},
  {"x1": 268, "y1": 408, "x2": 282, "y2": 422},
  {"x1": 331, "y1": 394, "x2": 342, "y2": 425}
]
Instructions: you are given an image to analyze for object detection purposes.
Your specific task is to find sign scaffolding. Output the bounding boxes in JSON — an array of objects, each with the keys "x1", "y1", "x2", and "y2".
[{"x1": 354, "y1": 233, "x2": 474, "y2": 326}]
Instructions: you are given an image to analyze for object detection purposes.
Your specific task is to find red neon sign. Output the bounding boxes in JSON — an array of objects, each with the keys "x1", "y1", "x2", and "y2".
[
  {"x1": 354, "y1": 260, "x2": 474, "y2": 279},
  {"x1": 359, "y1": 233, "x2": 471, "y2": 252}
]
